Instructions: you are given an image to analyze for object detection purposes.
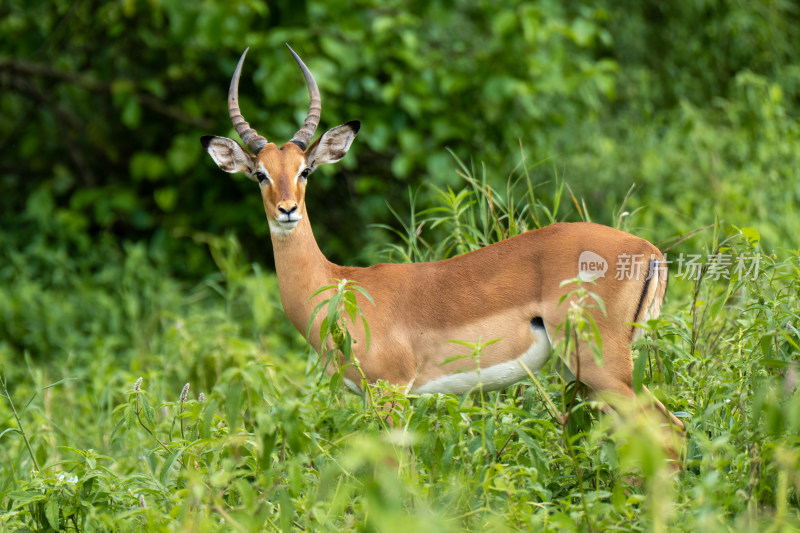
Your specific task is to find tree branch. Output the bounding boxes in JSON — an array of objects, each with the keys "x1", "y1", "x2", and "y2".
[
  {"x1": 2, "y1": 74, "x2": 96, "y2": 185},
  {"x1": 0, "y1": 57, "x2": 213, "y2": 130}
]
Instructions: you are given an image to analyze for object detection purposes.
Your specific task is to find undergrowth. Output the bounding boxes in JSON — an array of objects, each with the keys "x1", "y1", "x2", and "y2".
[{"x1": 1, "y1": 161, "x2": 798, "y2": 532}]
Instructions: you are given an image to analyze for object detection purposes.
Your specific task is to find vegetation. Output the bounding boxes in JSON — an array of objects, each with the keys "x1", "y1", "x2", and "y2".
[{"x1": 1, "y1": 0, "x2": 798, "y2": 531}]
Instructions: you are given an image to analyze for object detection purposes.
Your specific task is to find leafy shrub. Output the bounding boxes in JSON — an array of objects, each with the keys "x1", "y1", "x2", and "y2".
[
  {"x1": 3, "y1": 0, "x2": 797, "y2": 267},
  {"x1": 3, "y1": 164, "x2": 799, "y2": 531}
]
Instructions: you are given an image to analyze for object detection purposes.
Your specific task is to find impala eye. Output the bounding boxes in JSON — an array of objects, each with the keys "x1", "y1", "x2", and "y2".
[
  {"x1": 300, "y1": 167, "x2": 311, "y2": 179},
  {"x1": 255, "y1": 170, "x2": 268, "y2": 183}
]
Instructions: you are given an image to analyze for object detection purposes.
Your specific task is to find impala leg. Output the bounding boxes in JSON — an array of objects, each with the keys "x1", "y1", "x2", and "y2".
[
  {"x1": 583, "y1": 374, "x2": 684, "y2": 433},
  {"x1": 367, "y1": 378, "x2": 416, "y2": 470},
  {"x1": 564, "y1": 336, "x2": 685, "y2": 465},
  {"x1": 577, "y1": 354, "x2": 684, "y2": 429},
  {"x1": 355, "y1": 346, "x2": 416, "y2": 429},
  {"x1": 640, "y1": 384, "x2": 685, "y2": 432},
  {"x1": 584, "y1": 385, "x2": 684, "y2": 432},
  {"x1": 375, "y1": 380, "x2": 412, "y2": 429}
]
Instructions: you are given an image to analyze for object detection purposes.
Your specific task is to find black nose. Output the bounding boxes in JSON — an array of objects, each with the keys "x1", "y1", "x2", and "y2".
[{"x1": 278, "y1": 204, "x2": 297, "y2": 215}]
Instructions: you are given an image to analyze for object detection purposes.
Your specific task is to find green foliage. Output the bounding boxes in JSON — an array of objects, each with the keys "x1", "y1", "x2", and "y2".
[
  {"x1": 556, "y1": 278, "x2": 607, "y2": 369},
  {"x1": 2, "y1": 1, "x2": 800, "y2": 531},
  {"x1": 2, "y1": 1, "x2": 797, "y2": 268},
  {"x1": 308, "y1": 278, "x2": 374, "y2": 367},
  {"x1": 3, "y1": 162, "x2": 800, "y2": 530}
]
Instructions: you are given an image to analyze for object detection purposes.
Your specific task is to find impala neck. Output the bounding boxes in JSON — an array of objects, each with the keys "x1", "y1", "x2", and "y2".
[{"x1": 269, "y1": 205, "x2": 336, "y2": 338}]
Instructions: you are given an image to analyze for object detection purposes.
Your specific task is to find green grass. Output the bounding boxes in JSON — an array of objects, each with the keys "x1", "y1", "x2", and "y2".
[{"x1": 1, "y1": 165, "x2": 799, "y2": 532}]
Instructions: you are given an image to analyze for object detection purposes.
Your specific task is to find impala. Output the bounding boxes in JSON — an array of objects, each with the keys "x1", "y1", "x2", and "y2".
[{"x1": 201, "y1": 45, "x2": 685, "y2": 436}]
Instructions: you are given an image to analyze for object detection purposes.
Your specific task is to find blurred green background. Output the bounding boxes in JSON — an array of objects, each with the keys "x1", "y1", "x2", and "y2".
[
  {"x1": 2, "y1": 2, "x2": 800, "y2": 530},
  {"x1": 3, "y1": 0, "x2": 797, "y2": 273}
]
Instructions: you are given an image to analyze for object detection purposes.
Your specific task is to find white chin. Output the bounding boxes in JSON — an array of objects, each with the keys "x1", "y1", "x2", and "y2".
[{"x1": 269, "y1": 219, "x2": 299, "y2": 237}]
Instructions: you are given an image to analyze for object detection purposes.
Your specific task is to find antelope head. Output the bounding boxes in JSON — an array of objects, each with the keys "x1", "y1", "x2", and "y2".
[{"x1": 201, "y1": 45, "x2": 360, "y2": 237}]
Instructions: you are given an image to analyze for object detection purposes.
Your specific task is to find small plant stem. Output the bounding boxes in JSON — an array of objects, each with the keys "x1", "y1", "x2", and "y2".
[
  {"x1": 0, "y1": 373, "x2": 39, "y2": 472},
  {"x1": 519, "y1": 363, "x2": 560, "y2": 421},
  {"x1": 496, "y1": 433, "x2": 514, "y2": 459},
  {"x1": 560, "y1": 329, "x2": 582, "y2": 430},
  {"x1": 180, "y1": 405, "x2": 185, "y2": 441},
  {"x1": 352, "y1": 360, "x2": 391, "y2": 432},
  {"x1": 213, "y1": 502, "x2": 249, "y2": 533},
  {"x1": 133, "y1": 392, "x2": 186, "y2": 468},
  {"x1": 135, "y1": 410, "x2": 171, "y2": 455},
  {"x1": 558, "y1": 331, "x2": 594, "y2": 531}
]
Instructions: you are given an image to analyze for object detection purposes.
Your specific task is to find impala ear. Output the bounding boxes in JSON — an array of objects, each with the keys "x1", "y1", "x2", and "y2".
[
  {"x1": 200, "y1": 135, "x2": 257, "y2": 176},
  {"x1": 305, "y1": 121, "x2": 360, "y2": 169}
]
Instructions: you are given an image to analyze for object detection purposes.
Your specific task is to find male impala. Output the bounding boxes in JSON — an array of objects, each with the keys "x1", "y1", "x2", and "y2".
[{"x1": 201, "y1": 45, "x2": 685, "y2": 434}]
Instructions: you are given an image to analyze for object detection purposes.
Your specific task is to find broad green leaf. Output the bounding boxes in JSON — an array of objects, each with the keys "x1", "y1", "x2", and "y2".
[
  {"x1": 45, "y1": 497, "x2": 60, "y2": 530},
  {"x1": 632, "y1": 352, "x2": 648, "y2": 393}
]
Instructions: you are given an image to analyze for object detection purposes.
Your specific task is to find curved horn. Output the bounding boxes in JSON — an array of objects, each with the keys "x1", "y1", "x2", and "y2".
[
  {"x1": 286, "y1": 44, "x2": 321, "y2": 151},
  {"x1": 228, "y1": 48, "x2": 268, "y2": 153}
]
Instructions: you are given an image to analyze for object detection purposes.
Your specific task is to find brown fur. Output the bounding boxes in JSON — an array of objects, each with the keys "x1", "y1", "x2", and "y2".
[{"x1": 204, "y1": 130, "x2": 686, "y2": 445}]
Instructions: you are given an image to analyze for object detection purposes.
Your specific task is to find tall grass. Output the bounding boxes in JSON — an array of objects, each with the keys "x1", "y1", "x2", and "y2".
[{"x1": 1, "y1": 161, "x2": 798, "y2": 531}]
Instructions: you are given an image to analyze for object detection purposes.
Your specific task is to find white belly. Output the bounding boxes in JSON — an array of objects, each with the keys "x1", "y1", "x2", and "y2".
[{"x1": 411, "y1": 332, "x2": 551, "y2": 395}]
